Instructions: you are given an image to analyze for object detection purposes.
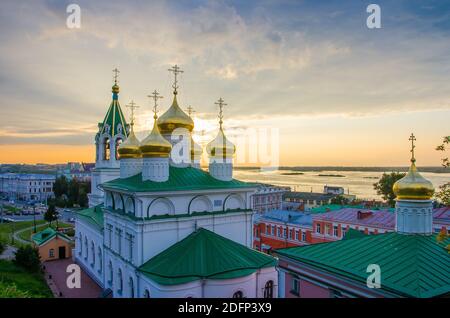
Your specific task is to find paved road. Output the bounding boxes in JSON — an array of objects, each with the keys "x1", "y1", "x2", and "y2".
[{"x1": 0, "y1": 245, "x2": 17, "y2": 260}]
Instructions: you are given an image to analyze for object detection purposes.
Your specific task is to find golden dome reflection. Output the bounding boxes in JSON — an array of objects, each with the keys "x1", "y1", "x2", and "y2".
[
  {"x1": 118, "y1": 125, "x2": 141, "y2": 159},
  {"x1": 157, "y1": 95, "x2": 194, "y2": 134}
]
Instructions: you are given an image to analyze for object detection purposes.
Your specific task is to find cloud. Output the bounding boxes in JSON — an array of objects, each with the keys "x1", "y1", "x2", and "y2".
[{"x1": 0, "y1": 0, "x2": 449, "y2": 154}]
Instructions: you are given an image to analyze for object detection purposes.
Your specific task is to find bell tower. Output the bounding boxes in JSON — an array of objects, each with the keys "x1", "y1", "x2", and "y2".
[{"x1": 89, "y1": 68, "x2": 129, "y2": 207}]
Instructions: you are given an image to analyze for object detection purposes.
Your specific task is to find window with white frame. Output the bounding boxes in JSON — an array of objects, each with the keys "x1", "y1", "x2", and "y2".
[
  {"x1": 302, "y1": 231, "x2": 306, "y2": 241},
  {"x1": 295, "y1": 230, "x2": 299, "y2": 240},
  {"x1": 316, "y1": 223, "x2": 321, "y2": 234},
  {"x1": 333, "y1": 225, "x2": 338, "y2": 237}
]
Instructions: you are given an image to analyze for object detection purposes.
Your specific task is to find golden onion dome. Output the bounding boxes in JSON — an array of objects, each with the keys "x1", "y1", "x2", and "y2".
[
  {"x1": 206, "y1": 128, "x2": 235, "y2": 159},
  {"x1": 157, "y1": 95, "x2": 194, "y2": 134},
  {"x1": 118, "y1": 125, "x2": 141, "y2": 159},
  {"x1": 112, "y1": 84, "x2": 120, "y2": 94},
  {"x1": 393, "y1": 161, "x2": 434, "y2": 200},
  {"x1": 140, "y1": 117, "x2": 172, "y2": 158},
  {"x1": 191, "y1": 138, "x2": 203, "y2": 160}
]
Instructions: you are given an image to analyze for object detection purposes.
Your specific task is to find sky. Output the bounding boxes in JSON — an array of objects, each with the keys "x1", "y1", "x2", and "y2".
[{"x1": 0, "y1": 0, "x2": 449, "y2": 166}]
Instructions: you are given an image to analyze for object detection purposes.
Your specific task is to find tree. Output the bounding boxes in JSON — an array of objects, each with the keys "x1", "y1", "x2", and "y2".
[
  {"x1": 44, "y1": 203, "x2": 58, "y2": 226},
  {"x1": 13, "y1": 245, "x2": 41, "y2": 272},
  {"x1": 373, "y1": 172, "x2": 406, "y2": 207},
  {"x1": 53, "y1": 176, "x2": 68, "y2": 198},
  {"x1": 435, "y1": 136, "x2": 450, "y2": 205},
  {"x1": 330, "y1": 195, "x2": 349, "y2": 205}
]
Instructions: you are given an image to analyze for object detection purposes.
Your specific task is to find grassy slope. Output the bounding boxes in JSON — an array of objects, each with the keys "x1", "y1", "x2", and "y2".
[
  {"x1": 0, "y1": 220, "x2": 47, "y2": 247},
  {"x1": 0, "y1": 260, "x2": 53, "y2": 298}
]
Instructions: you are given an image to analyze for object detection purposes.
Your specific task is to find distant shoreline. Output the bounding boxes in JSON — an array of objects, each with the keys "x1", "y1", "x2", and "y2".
[{"x1": 234, "y1": 166, "x2": 449, "y2": 173}]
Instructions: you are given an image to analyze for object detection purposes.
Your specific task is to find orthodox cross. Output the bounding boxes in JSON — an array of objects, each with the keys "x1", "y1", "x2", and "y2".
[
  {"x1": 148, "y1": 90, "x2": 163, "y2": 119},
  {"x1": 409, "y1": 133, "x2": 416, "y2": 163},
  {"x1": 126, "y1": 100, "x2": 139, "y2": 126},
  {"x1": 168, "y1": 64, "x2": 183, "y2": 94},
  {"x1": 112, "y1": 68, "x2": 120, "y2": 84},
  {"x1": 186, "y1": 105, "x2": 195, "y2": 117},
  {"x1": 215, "y1": 97, "x2": 227, "y2": 129}
]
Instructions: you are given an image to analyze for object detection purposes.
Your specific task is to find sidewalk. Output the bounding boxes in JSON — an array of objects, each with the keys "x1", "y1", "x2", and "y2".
[{"x1": 43, "y1": 259, "x2": 102, "y2": 298}]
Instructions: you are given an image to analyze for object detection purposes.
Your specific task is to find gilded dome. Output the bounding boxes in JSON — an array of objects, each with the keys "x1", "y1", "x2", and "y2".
[
  {"x1": 191, "y1": 138, "x2": 203, "y2": 160},
  {"x1": 140, "y1": 117, "x2": 172, "y2": 158},
  {"x1": 118, "y1": 125, "x2": 141, "y2": 159},
  {"x1": 206, "y1": 128, "x2": 235, "y2": 159},
  {"x1": 393, "y1": 162, "x2": 434, "y2": 200},
  {"x1": 157, "y1": 95, "x2": 194, "y2": 134},
  {"x1": 112, "y1": 84, "x2": 120, "y2": 94}
]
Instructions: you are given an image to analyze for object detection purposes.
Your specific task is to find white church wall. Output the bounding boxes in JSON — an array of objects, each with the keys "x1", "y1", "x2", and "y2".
[{"x1": 75, "y1": 219, "x2": 105, "y2": 287}]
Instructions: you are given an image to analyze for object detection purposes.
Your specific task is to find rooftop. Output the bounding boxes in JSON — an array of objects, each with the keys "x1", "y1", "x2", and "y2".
[
  {"x1": 102, "y1": 166, "x2": 258, "y2": 193},
  {"x1": 275, "y1": 232, "x2": 450, "y2": 298},
  {"x1": 313, "y1": 208, "x2": 395, "y2": 229},
  {"x1": 255, "y1": 210, "x2": 313, "y2": 227},
  {"x1": 433, "y1": 207, "x2": 450, "y2": 225},
  {"x1": 283, "y1": 191, "x2": 337, "y2": 201},
  {"x1": 138, "y1": 228, "x2": 276, "y2": 285},
  {"x1": 32, "y1": 227, "x2": 72, "y2": 246},
  {"x1": 77, "y1": 205, "x2": 104, "y2": 230}
]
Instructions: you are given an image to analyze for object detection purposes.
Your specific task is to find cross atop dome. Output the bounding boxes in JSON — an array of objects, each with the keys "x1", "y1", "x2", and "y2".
[
  {"x1": 215, "y1": 97, "x2": 227, "y2": 129},
  {"x1": 186, "y1": 105, "x2": 195, "y2": 117},
  {"x1": 148, "y1": 90, "x2": 163, "y2": 120},
  {"x1": 113, "y1": 67, "x2": 120, "y2": 84},
  {"x1": 168, "y1": 65, "x2": 183, "y2": 95},
  {"x1": 409, "y1": 133, "x2": 416, "y2": 163},
  {"x1": 126, "y1": 100, "x2": 139, "y2": 126}
]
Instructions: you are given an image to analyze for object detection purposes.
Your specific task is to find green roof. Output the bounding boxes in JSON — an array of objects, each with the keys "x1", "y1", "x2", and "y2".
[
  {"x1": 32, "y1": 227, "x2": 71, "y2": 246},
  {"x1": 99, "y1": 98, "x2": 128, "y2": 137},
  {"x1": 102, "y1": 166, "x2": 258, "y2": 193},
  {"x1": 77, "y1": 205, "x2": 104, "y2": 230},
  {"x1": 139, "y1": 228, "x2": 277, "y2": 285},
  {"x1": 275, "y1": 232, "x2": 450, "y2": 298},
  {"x1": 342, "y1": 228, "x2": 367, "y2": 240}
]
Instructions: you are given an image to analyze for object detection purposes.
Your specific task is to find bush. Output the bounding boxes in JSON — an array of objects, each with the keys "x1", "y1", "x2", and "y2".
[
  {"x1": 0, "y1": 280, "x2": 30, "y2": 298},
  {"x1": 65, "y1": 228, "x2": 75, "y2": 237},
  {"x1": 0, "y1": 240, "x2": 5, "y2": 254},
  {"x1": 13, "y1": 246, "x2": 41, "y2": 273}
]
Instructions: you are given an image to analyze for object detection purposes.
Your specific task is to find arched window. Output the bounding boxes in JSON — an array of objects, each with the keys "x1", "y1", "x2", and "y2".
[
  {"x1": 143, "y1": 289, "x2": 150, "y2": 298},
  {"x1": 108, "y1": 261, "x2": 113, "y2": 285},
  {"x1": 129, "y1": 277, "x2": 134, "y2": 298},
  {"x1": 78, "y1": 234, "x2": 83, "y2": 256},
  {"x1": 233, "y1": 291, "x2": 243, "y2": 298},
  {"x1": 84, "y1": 237, "x2": 88, "y2": 259},
  {"x1": 98, "y1": 247, "x2": 103, "y2": 273},
  {"x1": 117, "y1": 268, "x2": 123, "y2": 294},
  {"x1": 91, "y1": 241, "x2": 95, "y2": 267},
  {"x1": 264, "y1": 280, "x2": 274, "y2": 298},
  {"x1": 115, "y1": 138, "x2": 123, "y2": 160},
  {"x1": 104, "y1": 138, "x2": 110, "y2": 160}
]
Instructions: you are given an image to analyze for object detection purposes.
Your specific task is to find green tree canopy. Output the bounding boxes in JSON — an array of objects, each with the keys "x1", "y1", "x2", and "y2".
[{"x1": 373, "y1": 172, "x2": 405, "y2": 207}]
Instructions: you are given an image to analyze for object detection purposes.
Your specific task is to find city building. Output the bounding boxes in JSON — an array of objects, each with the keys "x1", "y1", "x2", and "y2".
[
  {"x1": 57, "y1": 162, "x2": 94, "y2": 182},
  {"x1": 0, "y1": 173, "x2": 55, "y2": 202},
  {"x1": 433, "y1": 207, "x2": 450, "y2": 234},
  {"x1": 32, "y1": 228, "x2": 73, "y2": 262},
  {"x1": 274, "y1": 138, "x2": 450, "y2": 298},
  {"x1": 310, "y1": 208, "x2": 394, "y2": 243},
  {"x1": 253, "y1": 210, "x2": 313, "y2": 253},
  {"x1": 252, "y1": 183, "x2": 290, "y2": 213},
  {"x1": 75, "y1": 67, "x2": 278, "y2": 298}
]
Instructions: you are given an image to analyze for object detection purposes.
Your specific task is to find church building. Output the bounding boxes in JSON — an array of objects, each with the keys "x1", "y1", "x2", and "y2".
[{"x1": 75, "y1": 66, "x2": 278, "y2": 298}]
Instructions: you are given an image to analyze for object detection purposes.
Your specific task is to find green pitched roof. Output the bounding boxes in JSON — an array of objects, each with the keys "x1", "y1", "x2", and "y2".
[
  {"x1": 77, "y1": 205, "x2": 104, "y2": 230},
  {"x1": 99, "y1": 98, "x2": 128, "y2": 137},
  {"x1": 102, "y1": 166, "x2": 258, "y2": 193},
  {"x1": 342, "y1": 228, "x2": 367, "y2": 240},
  {"x1": 32, "y1": 227, "x2": 71, "y2": 246},
  {"x1": 139, "y1": 228, "x2": 277, "y2": 285},
  {"x1": 275, "y1": 232, "x2": 450, "y2": 298}
]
